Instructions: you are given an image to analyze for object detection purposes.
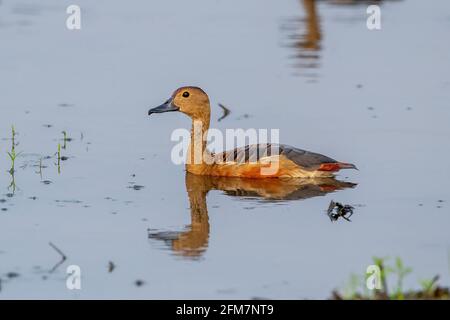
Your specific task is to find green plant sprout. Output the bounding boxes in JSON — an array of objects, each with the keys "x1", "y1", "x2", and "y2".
[
  {"x1": 419, "y1": 276, "x2": 439, "y2": 295},
  {"x1": 392, "y1": 256, "x2": 413, "y2": 299},
  {"x1": 333, "y1": 257, "x2": 449, "y2": 300},
  {"x1": 7, "y1": 148, "x2": 19, "y2": 175},
  {"x1": 7, "y1": 126, "x2": 21, "y2": 193},
  {"x1": 342, "y1": 273, "x2": 363, "y2": 300},
  {"x1": 372, "y1": 256, "x2": 391, "y2": 298},
  {"x1": 11, "y1": 125, "x2": 16, "y2": 148}
]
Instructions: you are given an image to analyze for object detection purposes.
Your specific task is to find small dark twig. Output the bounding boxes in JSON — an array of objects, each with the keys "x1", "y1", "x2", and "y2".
[
  {"x1": 217, "y1": 103, "x2": 231, "y2": 122},
  {"x1": 108, "y1": 261, "x2": 115, "y2": 273},
  {"x1": 49, "y1": 242, "x2": 67, "y2": 273},
  {"x1": 49, "y1": 242, "x2": 67, "y2": 260}
]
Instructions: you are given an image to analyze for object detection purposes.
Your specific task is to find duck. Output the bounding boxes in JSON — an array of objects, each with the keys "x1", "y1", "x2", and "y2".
[{"x1": 148, "y1": 86, "x2": 357, "y2": 178}]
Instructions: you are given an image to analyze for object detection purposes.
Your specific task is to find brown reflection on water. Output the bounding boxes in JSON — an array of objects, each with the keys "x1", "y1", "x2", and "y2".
[
  {"x1": 283, "y1": 0, "x2": 401, "y2": 79},
  {"x1": 282, "y1": 0, "x2": 322, "y2": 79},
  {"x1": 148, "y1": 173, "x2": 356, "y2": 259},
  {"x1": 300, "y1": 0, "x2": 322, "y2": 52}
]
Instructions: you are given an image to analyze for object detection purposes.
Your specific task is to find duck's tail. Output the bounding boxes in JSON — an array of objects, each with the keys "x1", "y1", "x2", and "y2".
[{"x1": 318, "y1": 162, "x2": 358, "y2": 172}]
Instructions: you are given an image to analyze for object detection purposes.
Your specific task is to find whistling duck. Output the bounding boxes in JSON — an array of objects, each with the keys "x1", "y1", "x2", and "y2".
[{"x1": 148, "y1": 86, "x2": 357, "y2": 178}]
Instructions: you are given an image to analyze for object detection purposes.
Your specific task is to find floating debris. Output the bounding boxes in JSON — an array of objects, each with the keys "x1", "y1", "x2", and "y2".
[
  {"x1": 236, "y1": 113, "x2": 251, "y2": 120},
  {"x1": 108, "y1": 261, "x2": 115, "y2": 273},
  {"x1": 55, "y1": 199, "x2": 83, "y2": 204},
  {"x1": 6, "y1": 272, "x2": 20, "y2": 279},
  {"x1": 217, "y1": 103, "x2": 231, "y2": 122},
  {"x1": 62, "y1": 131, "x2": 73, "y2": 142},
  {"x1": 327, "y1": 200, "x2": 355, "y2": 222},
  {"x1": 48, "y1": 242, "x2": 67, "y2": 273},
  {"x1": 58, "y1": 103, "x2": 74, "y2": 108},
  {"x1": 128, "y1": 184, "x2": 145, "y2": 191},
  {"x1": 134, "y1": 279, "x2": 145, "y2": 287}
]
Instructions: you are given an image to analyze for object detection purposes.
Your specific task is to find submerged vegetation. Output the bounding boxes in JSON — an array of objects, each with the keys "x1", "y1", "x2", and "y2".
[
  {"x1": 6, "y1": 126, "x2": 20, "y2": 194},
  {"x1": 3, "y1": 126, "x2": 72, "y2": 191},
  {"x1": 333, "y1": 257, "x2": 450, "y2": 300},
  {"x1": 7, "y1": 126, "x2": 19, "y2": 174}
]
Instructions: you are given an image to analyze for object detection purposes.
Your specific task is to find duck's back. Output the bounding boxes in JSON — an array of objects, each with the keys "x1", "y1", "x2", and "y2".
[{"x1": 198, "y1": 143, "x2": 356, "y2": 178}]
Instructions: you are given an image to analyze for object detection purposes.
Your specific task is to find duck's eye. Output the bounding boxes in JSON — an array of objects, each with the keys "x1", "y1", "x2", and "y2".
[{"x1": 182, "y1": 91, "x2": 190, "y2": 98}]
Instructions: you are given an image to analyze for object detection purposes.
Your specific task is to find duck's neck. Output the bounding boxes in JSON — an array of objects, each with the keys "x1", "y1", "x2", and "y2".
[
  {"x1": 171, "y1": 174, "x2": 210, "y2": 256},
  {"x1": 187, "y1": 113, "x2": 210, "y2": 170}
]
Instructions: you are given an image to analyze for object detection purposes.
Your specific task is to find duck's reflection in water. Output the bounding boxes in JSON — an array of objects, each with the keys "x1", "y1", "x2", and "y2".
[
  {"x1": 283, "y1": 0, "x2": 402, "y2": 79},
  {"x1": 148, "y1": 173, "x2": 356, "y2": 259},
  {"x1": 282, "y1": 0, "x2": 322, "y2": 79}
]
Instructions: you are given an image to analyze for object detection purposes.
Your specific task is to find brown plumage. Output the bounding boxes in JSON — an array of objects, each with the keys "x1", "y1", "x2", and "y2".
[{"x1": 148, "y1": 86, "x2": 357, "y2": 178}]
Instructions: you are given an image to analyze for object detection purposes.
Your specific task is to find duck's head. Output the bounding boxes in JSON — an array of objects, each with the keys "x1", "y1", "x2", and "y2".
[{"x1": 148, "y1": 86, "x2": 210, "y2": 120}]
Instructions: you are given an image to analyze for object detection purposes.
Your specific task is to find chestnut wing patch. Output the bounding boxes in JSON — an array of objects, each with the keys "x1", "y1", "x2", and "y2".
[{"x1": 214, "y1": 143, "x2": 337, "y2": 169}]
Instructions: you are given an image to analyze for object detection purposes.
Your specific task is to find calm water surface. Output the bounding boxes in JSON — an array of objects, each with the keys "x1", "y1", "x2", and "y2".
[{"x1": 0, "y1": 0, "x2": 449, "y2": 298}]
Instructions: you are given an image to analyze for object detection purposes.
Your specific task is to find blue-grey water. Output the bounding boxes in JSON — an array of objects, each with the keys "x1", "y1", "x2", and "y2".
[{"x1": 0, "y1": 0, "x2": 449, "y2": 299}]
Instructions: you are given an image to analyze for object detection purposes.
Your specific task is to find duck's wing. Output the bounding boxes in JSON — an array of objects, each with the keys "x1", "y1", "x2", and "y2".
[
  {"x1": 213, "y1": 144, "x2": 356, "y2": 172},
  {"x1": 280, "y1": 144, "x2": 357, "y2": 171},
  {"x1": 277, "y1": 145, "x2": 331, "y2": 168},
  {"x1": 213, "y1": 143, "x2": 276, "y2": 164}
]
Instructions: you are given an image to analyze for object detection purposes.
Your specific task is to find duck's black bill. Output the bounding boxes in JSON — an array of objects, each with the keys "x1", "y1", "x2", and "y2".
[{"x1": 148, "y1": 99, "x2": 179, "y2": 115}]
